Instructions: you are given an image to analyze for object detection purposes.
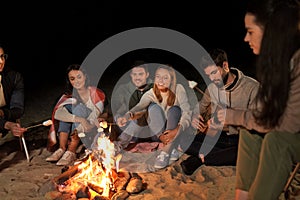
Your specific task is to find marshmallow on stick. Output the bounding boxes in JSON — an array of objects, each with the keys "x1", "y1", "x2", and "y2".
[{"x1": 26, "y1": 119, "x2": 53, "y2": 130}]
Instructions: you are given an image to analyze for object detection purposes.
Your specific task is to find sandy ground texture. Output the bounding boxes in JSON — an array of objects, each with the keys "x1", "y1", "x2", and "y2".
[{"x1": 0, "y1": 84, "x2": 299, "y2": 200}]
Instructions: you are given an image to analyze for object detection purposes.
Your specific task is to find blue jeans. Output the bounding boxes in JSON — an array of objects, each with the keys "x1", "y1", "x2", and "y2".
[
  {"x1": 57, "y1": 103, "x2": 96, "y2": 149},
  {"x1": 118, "y1": 103, "x2": 182, "y2": 150}
]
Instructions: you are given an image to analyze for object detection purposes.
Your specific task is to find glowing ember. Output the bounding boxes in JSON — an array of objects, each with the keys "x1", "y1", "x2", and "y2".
[{"x1": 56, "y1": 133, "x2": 120, "y2": 199}]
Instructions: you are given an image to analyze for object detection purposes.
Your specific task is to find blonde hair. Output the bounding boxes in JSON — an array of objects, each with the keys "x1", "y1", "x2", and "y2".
[{"x1": 153, "y1": 65, "x2": 177, "y2": 106}]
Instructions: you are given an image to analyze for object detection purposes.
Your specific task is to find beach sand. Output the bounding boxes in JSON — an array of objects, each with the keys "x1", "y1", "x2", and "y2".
[{"x1": 0, "y1": 84, "x2": 299, "y2": 200}]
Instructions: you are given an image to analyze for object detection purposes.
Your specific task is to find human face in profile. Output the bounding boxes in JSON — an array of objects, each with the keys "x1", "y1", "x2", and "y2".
[
  {"x1": 0, "y1": 48, "x2": 7, "y2": 72},
  {"x1": 130, "y1": 67, "x2": 149, "y2": 88},
  {"x1": 68, "y1": 70, "x2": 87, "y2": 90},
  {"x1": 154, "y1": 68, "x2": 171, "y2": 91},
  {"x1": 244, "y1": 13, "x2": 264, "y2": 55}
]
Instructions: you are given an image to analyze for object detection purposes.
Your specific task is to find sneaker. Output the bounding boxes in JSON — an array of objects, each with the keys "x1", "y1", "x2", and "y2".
[
  {"x1": 56, "y1": 151, "x2": 76, "y2": 166},
  {"x1": 45, "y1": 148, "x2": 65, "y2": 162},
  {"x1": 154, "y1": 151, "x2": 170, "y2": 169},
  {"x1": 170, "y1": 148, "x2": 180, "y2": 161},
  {"x1": 180, "y1": 156, "x2": 203, "y2": 175}
]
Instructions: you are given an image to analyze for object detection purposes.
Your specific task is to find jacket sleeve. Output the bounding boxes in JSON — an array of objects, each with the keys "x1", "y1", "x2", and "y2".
[
  {"x1": 275, "y1": 50, "x2": 300, "y2": 133},
  {"x1": 224, "y1": 108, "x2": 270, "y2": 133},
  {"x1": 176, "y1": 84, "x2": 192, "y2": 131},
  {"x1": 2, "y1": 71, "x2": 25, "y2": 121}
]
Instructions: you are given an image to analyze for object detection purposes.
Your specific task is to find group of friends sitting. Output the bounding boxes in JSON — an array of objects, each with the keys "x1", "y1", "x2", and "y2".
[{"x1": 1, "y1": 0, "x2": 299, "y2": 199}]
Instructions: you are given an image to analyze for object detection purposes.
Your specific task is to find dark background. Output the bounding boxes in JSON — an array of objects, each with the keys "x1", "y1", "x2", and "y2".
[{"x1": 1, "y1": 0, "x2": 256, "y2": 100}]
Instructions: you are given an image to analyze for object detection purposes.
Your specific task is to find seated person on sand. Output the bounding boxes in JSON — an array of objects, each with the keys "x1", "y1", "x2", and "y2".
[
  {"x1": 180, "y1": 48, "x2": 259, "y2": 175},
  {"x1": 111, "y1": 61, "x2": 153, "y2": 150},
  {"x1": 0, "y1": 43, "x2": 27, "y2": 144},
  {"x1": 116, "y1": 65, "x2": 192, "y2": 169},
  {"x1": 46, "y1": 64, "x2": 106, "y2": 166}
]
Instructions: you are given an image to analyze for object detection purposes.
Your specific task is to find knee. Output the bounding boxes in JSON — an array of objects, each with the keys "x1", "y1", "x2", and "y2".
[
  {"x1": 148, "y1": 103, "x2": 163, "y2": 117},
  {"x1": 148, "y1": 103, "x2": 160, "y2": 112},
  {"x1": 167, "y1": 105, "x2": 181, "y2": 117},
  {"x1": 73, "y1": 104, "x2": 91, "y2": 118}
]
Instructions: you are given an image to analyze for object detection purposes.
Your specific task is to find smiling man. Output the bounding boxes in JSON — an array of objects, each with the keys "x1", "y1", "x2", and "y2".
[{"x1": 112, "y1": 61, "x2": 153, "y2": 150}]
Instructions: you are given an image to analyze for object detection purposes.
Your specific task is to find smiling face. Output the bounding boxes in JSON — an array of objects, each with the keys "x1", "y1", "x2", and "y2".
[
  {"x1": 130, "y1": 66, "x2": 149, "y2": 88},
  {"x1": 244, "y1": 13, "x2": 264, "y2": 55},
  {"x1": 68, "y1": 69, "x2": 86, "y2": 90},
  {"x1": 154, "y1": 68, "x2": 171, "y2": 91}
]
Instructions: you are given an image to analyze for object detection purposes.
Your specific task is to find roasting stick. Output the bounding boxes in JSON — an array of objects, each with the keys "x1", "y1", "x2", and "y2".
[
  {"x1": 21, "y1": 135, "x2": 30, "y2": 162},
  {"x1": 188, "y1": 80, "x2": 224, "y2": 110},
  {"x1": 21, "y1": 120, "x2": 53, "y2": 162}
]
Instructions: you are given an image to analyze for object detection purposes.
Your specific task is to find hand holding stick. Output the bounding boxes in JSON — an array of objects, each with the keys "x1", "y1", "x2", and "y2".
[
  {"x1": 188, "y1": 80, "x2": 224, "y2": 110},
  {"x1": 21, "y1": 119, "x2": 53, "y2": 162}
]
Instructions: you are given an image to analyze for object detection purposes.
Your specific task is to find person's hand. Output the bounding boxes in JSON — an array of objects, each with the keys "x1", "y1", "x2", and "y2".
[
  {"x1": 191, "y1": 114, "x2": 208, "y2": 133},
  {"x1": 116, "y1": 116, "x2": 128, "y2": 127},
  {"x1": 0, "y1": 109, "x2": 4, "y2": 118},
  {"x1": 213, "y1": 108, "x2": 226, "y2": 126},
  {"x1": 80, "y1": 118, "x2": 95, "y2": 132},
  {"x1": 4, "y1": 121, "x2": 27, "y2": 137},
  {"x1": 159, "y1": 125, "x2": 180, "y2": 145}
]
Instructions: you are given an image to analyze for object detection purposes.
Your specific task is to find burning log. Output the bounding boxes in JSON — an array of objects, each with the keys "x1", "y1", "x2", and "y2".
[
  {"x1": 53, "y1": 164, "x2": 79, "y2": 185},
  {"x1": 50, "y1": 132, "x2": 146, "y2": 200},
  {"x1": 76, "y1": 186, "x2": 90, "y2": 199},
  {"x1": 87, "y1": 182, "x2": 104, "y2": 194}
]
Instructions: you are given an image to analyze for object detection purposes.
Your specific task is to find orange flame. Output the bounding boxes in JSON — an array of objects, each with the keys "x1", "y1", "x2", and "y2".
[{"x1": 57, "y1": 133, "x2": 119, "y2": 199}]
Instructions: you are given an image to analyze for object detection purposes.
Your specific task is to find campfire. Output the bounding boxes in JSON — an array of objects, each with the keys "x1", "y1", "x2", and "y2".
[{"x1": 50, "y1": 125, "x2": 145, "y2": 200}]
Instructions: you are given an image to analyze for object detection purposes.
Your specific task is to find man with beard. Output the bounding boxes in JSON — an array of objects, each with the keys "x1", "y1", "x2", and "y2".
[{"x1": 180, "y1": 48, "x2": 260, "y2": 175}]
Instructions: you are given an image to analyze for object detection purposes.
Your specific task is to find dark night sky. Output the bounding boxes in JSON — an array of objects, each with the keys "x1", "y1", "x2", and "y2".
[{"x1": 1, "y1": 1, "x2": 256, "y2": 95}]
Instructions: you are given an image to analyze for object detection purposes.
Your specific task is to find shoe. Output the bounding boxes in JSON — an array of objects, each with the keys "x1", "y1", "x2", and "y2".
[
  {"x1": 45, "y1": 148, "x2": 65, "y2": 162},
  {"x1": 180, "y1": 156, "x2": 203, "y2": 175},
  {"x1": 154, "y1": 151, "x2": 170, "y2": 169},
  {"x1": 170, "y1": 148, "x2": 181, "y2": 161},
  {"x1": 56, "y1": 151, "x2": 76, "y2": 166}
]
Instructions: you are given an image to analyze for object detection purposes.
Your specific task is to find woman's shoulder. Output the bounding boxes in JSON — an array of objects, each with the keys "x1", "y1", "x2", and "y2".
[{"x1": 291, "y1": 49, "x2": 300, "y2": 70}]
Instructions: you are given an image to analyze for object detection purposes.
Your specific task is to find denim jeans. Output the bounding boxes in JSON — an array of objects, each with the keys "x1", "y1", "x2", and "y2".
[
  {"x1": 118, "y1": 103, "x2": 182, "y2": 149},
  {"x1": 57, "y1": 103, "x2": 96, "y2": 149}
]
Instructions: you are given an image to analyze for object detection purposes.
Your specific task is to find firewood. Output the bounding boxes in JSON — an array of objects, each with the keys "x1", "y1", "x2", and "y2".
[
  {"x1": 52, "y1": 164, "x2": 79, "y2": 185},
  {"x1": 114, "y1": 171, "x2": 131, "y2": 191},
  {"x1": 87, "y1": 182, "x2": 103, "y2": 194},
  {"x1": 111, "y1": 190, "x2": 130, "y2": 200}
]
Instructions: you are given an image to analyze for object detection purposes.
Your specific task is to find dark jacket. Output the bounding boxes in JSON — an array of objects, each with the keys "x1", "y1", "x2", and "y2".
[{"x1": 0, "y1": 67, "x2": 24, "y2": 131}]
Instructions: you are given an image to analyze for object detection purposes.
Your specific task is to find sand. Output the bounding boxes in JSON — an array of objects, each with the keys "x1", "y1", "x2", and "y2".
[{"x1": 0, "y1": 84, "x2": 299, "y2": 200}]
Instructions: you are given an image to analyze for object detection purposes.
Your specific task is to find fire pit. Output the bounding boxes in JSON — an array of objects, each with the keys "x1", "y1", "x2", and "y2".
[{"x1": 49, "y1": 133, "x2": 145, "y2": 200}]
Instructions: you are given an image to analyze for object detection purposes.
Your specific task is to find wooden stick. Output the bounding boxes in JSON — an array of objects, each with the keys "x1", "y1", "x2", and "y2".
[{"x1": 189, "y1": 80, "x2": 224, "y2": 109}]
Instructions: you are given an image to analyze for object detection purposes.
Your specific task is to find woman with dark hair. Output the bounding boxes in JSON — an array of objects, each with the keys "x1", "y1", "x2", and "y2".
[
  {"x1": 46, "y1": 64, "x2": 106, "y2": 166},
  {"x1": 214, "y1": 1, "x2": 300, "y2": 199}
]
